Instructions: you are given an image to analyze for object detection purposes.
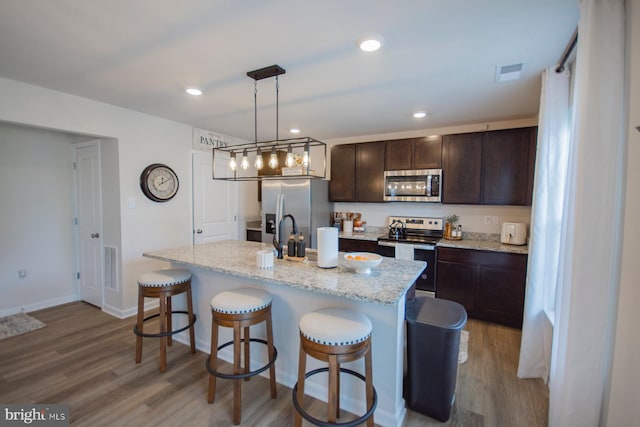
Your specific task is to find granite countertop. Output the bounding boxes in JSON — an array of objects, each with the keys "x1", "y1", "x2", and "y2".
[
  {"x1": 245, "y1": 220, "x2": 262, "y2": 231},
  {"x1": 436, "y1": 233, "x2": 529, "y2": 255},
  {"x1": 338, "y1": 230, "x2": 386, "y2": 241},
  {"x1": 338, "y1": 229, "x2": 529, "y2": 255},
  {"x1": 143, "y1": 240, "x2": 425, "y2": 305}
]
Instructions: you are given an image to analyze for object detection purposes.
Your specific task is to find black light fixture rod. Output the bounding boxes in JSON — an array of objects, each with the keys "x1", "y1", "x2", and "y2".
[
  {"x1": 254, "y1": 80, "x2": 258, "y2": 144},
  {"x1": 276, "y1": 76, "x2": 279, "y2": 141}
]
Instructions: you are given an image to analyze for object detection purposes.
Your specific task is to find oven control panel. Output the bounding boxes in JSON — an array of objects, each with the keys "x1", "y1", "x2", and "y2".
[{"x1": 387, "y1": 216, "x2": 443, "y2": 231}]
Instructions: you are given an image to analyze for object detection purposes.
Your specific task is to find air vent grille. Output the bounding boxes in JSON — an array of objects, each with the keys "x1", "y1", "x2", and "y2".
[
  {"x1": 495, "y1": 63, "x2": 523, "y2": 83},
  {"x1": 104, "y1": 245, "x2": 118, "y2": 291}
]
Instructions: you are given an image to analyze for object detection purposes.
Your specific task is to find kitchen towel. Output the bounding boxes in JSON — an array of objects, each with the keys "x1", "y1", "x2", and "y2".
[
  {"x1": 395, "y1": 243, "x2": 414, "y2": 260},
  {"x1": 317, "y1": 227, "x2": 338, "y2": 268}
]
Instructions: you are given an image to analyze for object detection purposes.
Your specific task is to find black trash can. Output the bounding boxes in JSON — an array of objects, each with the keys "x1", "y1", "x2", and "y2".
[{"x1": 405, "y1": 296, "x2": 468, "y2": 422}]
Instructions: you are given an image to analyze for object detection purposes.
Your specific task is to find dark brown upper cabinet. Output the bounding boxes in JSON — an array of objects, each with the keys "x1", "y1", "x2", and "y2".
[
  {"x1": 329, "y1": 141, "x2": 385, "y2": 202},
  {"x1": 442, "y1": 132, "x2": 483, "y2": 204},
  {"x1": 385, "y1": 136, "x2": 442, "y2": 170},
  {"x1": 329, "y1": 144, "x2": 356, "y2": 201},
  {"x1": 442, "y1": 127, "x2": 537, "y2": 206},
  {"x1": 482, "y1": 128, "x2": 537, "y2": 205},
  {"x1": 354, "y1": 141, "x2": 385, "y2": 202}
]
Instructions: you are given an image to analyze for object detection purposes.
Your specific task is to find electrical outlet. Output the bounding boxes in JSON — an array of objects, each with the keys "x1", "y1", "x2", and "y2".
[
  {"x1": 18, "y1": 269, "x2": 27, "y2": 279},
  {"x1": 492, "y1": 216, "x2": 500, "y2": 224},
  {"x1": 484, "y1": 216, "x2": 492, "y2": 225}
]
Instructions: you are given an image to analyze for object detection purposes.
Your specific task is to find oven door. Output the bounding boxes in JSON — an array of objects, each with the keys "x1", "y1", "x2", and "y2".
[{"x1": 376, "y1": 241, "x2": 436, "y2": 292}]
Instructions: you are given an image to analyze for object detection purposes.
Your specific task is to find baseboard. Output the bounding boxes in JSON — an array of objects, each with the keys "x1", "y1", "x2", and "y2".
[
  {"x1": 0, "y1": 294, "x2": 79, "y2": 318},
  {"x1": 102, "y1": 301, "x2": 159, "y2": 319}
]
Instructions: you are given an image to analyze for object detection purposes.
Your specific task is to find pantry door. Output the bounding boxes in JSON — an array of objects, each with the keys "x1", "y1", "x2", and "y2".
[{"x1": 192, "y1": 151, "x2": 237, "y2": 244}]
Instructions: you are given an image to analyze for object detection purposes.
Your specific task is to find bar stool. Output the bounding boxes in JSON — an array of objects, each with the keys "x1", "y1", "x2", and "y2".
[
  {"x1": 293, "y1": 308, "x2": 377, "y2": 427},
  {"x1": 206, "y1": 288, "x2": 278, "y2": 425},
  {"x1": 133, "y1": 268, "x2": 196, "y2": 373}
]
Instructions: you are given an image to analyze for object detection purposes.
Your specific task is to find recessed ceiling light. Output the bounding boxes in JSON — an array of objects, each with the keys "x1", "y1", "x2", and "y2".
[
  {"x1": 359, "y1": 39, "x2": 381, "y2": 52},
  {"x1": 413, "y1": 111, "x2": 427, "y2": 118},
  {"x1": 290, "y1": 128, "x2": 300, "y2": 134},
  {"x1": 186, "y1": 88, "x2": 202, "y2": 96}
]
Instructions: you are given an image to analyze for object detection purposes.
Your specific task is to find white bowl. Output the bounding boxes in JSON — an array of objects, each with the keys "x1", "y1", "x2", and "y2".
[{"x1": 343, "y1": 252, "x2": 383, "y2": 274}]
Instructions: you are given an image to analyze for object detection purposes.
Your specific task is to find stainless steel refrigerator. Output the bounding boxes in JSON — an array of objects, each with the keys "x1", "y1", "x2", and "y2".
[{"x1": 261, "y1": 179, "x2": 332, "y2": 249}]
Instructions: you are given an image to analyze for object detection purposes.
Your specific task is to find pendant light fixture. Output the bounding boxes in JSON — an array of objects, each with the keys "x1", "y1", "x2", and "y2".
[{"x1": 211, "y1": 65, "x2": 327, "y2": 181}]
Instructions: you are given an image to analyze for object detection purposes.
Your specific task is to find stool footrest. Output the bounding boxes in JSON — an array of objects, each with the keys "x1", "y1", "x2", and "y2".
[
  {"x1": 133, "y1": 311, "x2": 197, "y2": 338},
  {"x1": 205, "y1": 338, "x2": 278, "y2": 380},
  {"x1": 292, "y1": 367, "x2": 378, "y2": 427}
]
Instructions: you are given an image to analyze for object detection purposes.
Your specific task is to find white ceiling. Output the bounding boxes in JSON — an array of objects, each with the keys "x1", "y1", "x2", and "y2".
[{"x1": 0, "y1": 0, "x2": 578, "y2": 142}]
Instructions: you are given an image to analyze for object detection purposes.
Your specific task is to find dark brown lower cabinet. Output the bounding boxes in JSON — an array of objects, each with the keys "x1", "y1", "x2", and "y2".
[
  {"x1": 338, "y1": 238, "x2": 378, "y2": 253},
  {"x1": 436, "y1": 247, "x2": 527, "y2": 328}
]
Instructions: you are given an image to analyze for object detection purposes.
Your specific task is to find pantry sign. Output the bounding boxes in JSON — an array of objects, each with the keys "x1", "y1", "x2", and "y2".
[{"x1": 193, "y1": 128, "x2": 250, "y2": 151}]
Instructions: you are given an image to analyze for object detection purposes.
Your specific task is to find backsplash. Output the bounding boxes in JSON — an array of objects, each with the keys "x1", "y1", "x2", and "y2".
[{"x1": 333, "y1": 202, "x2": 531, "y2": 234}]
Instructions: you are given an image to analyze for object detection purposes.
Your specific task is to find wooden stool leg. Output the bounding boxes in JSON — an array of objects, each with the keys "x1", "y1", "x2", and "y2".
[
  {"x1": 159, "y1": 296, "x2": 168, "y2": 373},
  {"x1": 243, "y1": 326, "x2": 250, "y2": 381},
  {"x1": 135, "y1": 287, "x2": 144, "y2": 363},
  {"x1": 365, "y1": 344, "x2": 374, "y2": 427},
  {"x1": 266, "y1": 311, "x2": 277, "y2": 398},
  {"x1": 295, "y1": 344, "x2": 307, "y2": 427},
  {"x1": 233, "y1": 322, "x2": 242, "y2": 425},
  {"x1": 166, "y1": 296, "x2": 173, "y2": 346},
  {"x1": 328, "y1": 354, "x2": 339, "y2": 423},
  {"x1": 336, "y1": 361, "x2": 341, "y2": 419},
  {"x1": 187, "y1": 286, "x2": 196, "y2": 353},
  {"x1": 207, "y1": 317, "x2": 219, "y2": 403}
]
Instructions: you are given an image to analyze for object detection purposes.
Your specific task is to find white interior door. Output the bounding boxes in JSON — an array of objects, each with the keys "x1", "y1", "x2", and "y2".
[
  {"x1": 74, "y1": 141, "x2": 103, "y2": 307},
  {"x1": 193, "y1": 151, "x2": 237, "y2": 244}
]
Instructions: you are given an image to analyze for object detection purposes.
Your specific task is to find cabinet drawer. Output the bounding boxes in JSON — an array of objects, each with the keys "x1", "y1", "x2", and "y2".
[{"x1": 339, "y1": 238, "x2": 378, "y2": 253}]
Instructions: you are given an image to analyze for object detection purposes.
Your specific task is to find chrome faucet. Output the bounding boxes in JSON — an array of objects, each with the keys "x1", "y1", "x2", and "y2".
[{"x1": 273, "y1": 214, "x2": 298, "y2": 259}]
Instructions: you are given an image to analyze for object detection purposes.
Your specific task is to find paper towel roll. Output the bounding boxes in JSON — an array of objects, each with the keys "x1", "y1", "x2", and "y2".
[{"x1": 317, "y1": 227, "x2": 338, "y2": 268}]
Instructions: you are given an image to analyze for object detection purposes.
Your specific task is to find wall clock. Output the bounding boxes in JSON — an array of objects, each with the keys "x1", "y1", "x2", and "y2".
[{"x1": 139, "y1": 163, "x2": 179, "y2": 202}]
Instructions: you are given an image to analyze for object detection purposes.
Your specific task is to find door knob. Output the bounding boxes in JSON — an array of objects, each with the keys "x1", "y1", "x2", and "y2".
[
  {"x1": 91, "y1": 233, "x2": 100, "y2": 238},
  {"x1": 196, "y1": 229, "x2": 203, "y2": 234}
]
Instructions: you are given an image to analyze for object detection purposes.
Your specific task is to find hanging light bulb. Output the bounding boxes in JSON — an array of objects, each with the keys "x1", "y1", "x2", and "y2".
[
  {"x1": 254, "y1": 147, "x2": 264, "y2": 170},
  {"x1": 302, "y1": 141, "x2": 310, "y2": 167},
  {"x1": 229, "y1": 151, "x2": 237, "y2": 171},
  {"x1": 240, "y1": 149, "x2": 250, "y2": 170},
  {"x1": 268, "y1": 146, "x2": 278, "y2": 169},
  {"x1": 285, "y1": 144, "x2": 295, "y2": 167}
]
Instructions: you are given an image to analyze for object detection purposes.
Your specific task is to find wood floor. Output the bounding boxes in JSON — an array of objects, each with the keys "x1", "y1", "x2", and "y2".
[{"x1": 0, "y1": 302, "x2": 548, "y2": 426}]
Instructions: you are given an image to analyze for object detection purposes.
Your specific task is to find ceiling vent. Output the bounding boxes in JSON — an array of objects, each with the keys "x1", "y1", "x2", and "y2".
[{"x1": 495, "y1": 63, "x2": 523, "y2": 83}]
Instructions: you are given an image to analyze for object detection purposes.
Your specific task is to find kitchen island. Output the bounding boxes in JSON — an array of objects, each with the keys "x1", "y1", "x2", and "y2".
[{"x1": 143, "y1": 240, "x2": 425, "y2": 427}]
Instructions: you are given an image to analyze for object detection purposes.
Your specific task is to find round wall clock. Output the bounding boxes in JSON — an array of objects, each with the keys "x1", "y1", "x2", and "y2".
[{"x1": 140, "y1": 163, "x2": 179, "y2": 202}]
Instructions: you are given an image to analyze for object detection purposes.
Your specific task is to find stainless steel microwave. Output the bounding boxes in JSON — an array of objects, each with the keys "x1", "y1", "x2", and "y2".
[{"x1": 383, "y1": 169, "x2": 442, "y2": 202}]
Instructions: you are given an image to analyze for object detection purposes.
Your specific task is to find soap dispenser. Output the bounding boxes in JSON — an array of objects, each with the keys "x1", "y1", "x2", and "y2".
[
  {"x1": 287, "y1": 233, "x2": 296, "y2": 257},
  {"x1": 296, "y1": 233, "x2": 305, "y2": 257}
]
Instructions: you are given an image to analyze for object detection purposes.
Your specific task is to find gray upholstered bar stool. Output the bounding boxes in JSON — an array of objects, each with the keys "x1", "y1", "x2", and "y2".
[
  {"x1": 206, "y1": 288, "x2": 278, "y2": 425},
  {"x1": 293, "y1": 308, "x2": 377, "y2": 427},
  {"x1": 133, "y1": 268, "x2": 196, "y2": 373}
]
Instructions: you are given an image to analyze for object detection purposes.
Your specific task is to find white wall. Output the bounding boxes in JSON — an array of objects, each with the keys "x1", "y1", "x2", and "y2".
[
  {"x1": 605, "y1": 0, "x2": 640, "y2": 424},
  {"x1": 0, "y1": 77, "x2": 194, "y2": 316},
  {"x1": 0, "y1": 123, "x2": 77, "y2": 315}
]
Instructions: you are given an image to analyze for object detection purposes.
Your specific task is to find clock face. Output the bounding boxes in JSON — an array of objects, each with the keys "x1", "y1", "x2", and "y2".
[{"x1": 140, "y1": 163, "x2": 179, "y2": 202}]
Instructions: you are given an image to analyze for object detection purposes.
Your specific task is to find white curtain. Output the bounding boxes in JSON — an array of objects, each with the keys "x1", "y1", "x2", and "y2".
[
  {"x1": 549, "y1": 0, "x2": 626, "y2": 426},
  {"x1": 517, "y1": 68, "x2": 571, "y2": 381}
]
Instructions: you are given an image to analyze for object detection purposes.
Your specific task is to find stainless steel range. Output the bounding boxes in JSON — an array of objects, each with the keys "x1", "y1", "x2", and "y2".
[{"x1": 377, "y1": 216, "x2": 443, "y2": 293}]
